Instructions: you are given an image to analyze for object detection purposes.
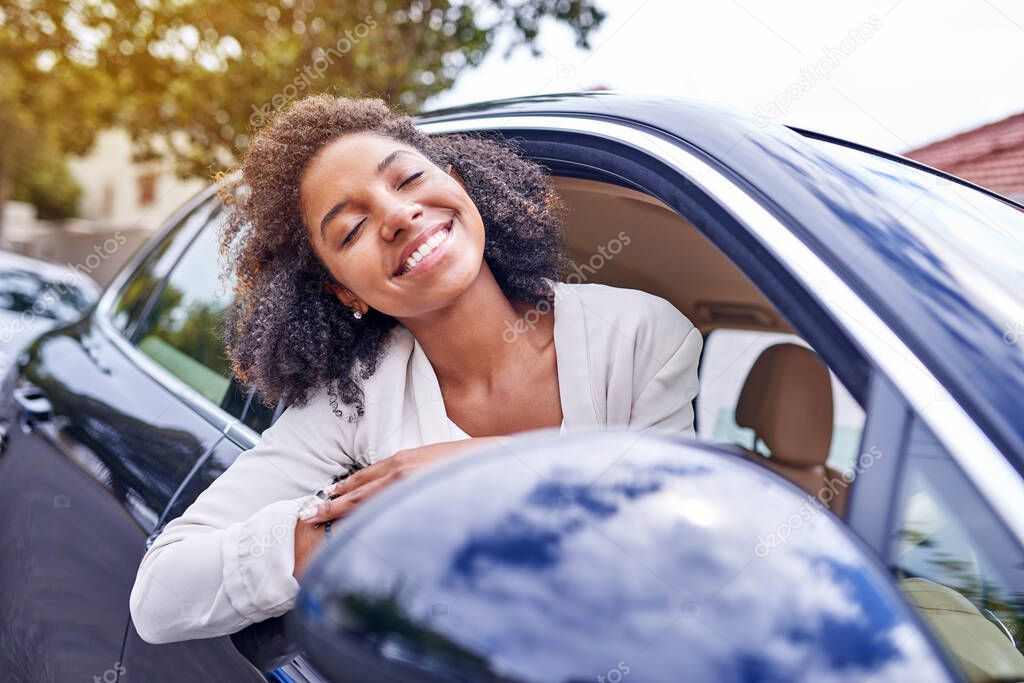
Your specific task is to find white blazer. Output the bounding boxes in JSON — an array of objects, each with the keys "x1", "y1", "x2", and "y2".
[{"x1": 128, "y1": 279, "x2": 703, "y2": 644}]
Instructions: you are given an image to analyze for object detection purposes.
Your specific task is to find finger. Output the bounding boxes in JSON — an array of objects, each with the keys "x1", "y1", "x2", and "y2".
[
  {"x1": 327, "y1": 459, "x2": 391, "y2": 498},
  {"x1": 308, "y1": 471, "x2": 400, "y2": 523}
]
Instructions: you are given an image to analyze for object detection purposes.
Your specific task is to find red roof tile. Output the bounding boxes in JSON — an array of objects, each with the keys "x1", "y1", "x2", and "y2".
[{"x1": 905, "y1": 111, "x2": 1024, "y2": 197}]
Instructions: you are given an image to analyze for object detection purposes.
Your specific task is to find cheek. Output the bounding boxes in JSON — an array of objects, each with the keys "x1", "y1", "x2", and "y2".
[{"x1": 330, "y1": 244, "x2": 393, "y2": 295}]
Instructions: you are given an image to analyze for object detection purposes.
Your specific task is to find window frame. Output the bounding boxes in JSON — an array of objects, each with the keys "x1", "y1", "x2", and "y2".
[
  {"x1": 109, "y1": 194, "x2": 217, "y2": 342},
  {"x1": 95, "y1": 186, "x2": 258, "y2": 436},
  {"x1": 97, "y1": 119, "x2": 1023, "y2": 559}
]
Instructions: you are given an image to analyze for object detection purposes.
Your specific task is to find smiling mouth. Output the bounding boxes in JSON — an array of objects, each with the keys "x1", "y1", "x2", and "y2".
[{"x1": 395, "y1": 221, "x2": 454, "y2": 277}]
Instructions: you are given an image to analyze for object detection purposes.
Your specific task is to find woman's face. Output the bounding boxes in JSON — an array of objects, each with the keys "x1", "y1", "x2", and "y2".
[{"x1": 300, "y1": 132, "x2": 486, "y2": 319}]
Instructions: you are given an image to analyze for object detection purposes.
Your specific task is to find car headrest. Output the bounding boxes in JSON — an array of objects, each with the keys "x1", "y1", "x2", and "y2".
[{"x1": 735, "y1": 343, "x2": 833, "y2": 468}]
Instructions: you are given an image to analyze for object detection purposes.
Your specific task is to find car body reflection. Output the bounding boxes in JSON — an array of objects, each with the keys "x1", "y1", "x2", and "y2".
[{"x1": 292, "y1": 431, "x2": 954, "y2": 683}]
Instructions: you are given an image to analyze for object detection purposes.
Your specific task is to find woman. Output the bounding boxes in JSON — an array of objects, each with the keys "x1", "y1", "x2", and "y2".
[{"x1": 129, "y1": 95, "x2": 703, "y2": 645}]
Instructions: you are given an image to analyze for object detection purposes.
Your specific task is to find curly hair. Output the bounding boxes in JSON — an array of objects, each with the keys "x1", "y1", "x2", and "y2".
[{"x1": 218, "y1": 94, "x2": 572, "y2": 421}]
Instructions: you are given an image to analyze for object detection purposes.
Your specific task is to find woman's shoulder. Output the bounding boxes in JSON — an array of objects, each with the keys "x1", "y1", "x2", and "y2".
[{"x1": 553, "y1": 279, "x2": 695, "y2": 340}]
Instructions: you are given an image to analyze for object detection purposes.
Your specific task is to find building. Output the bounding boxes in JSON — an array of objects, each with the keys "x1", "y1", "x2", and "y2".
[
  {"x1": 1, "y1": 129, "x2": 207, "y2": 287},
  {"x1": 67, "y1": 129, "x2": 207, "y2": 234},
  {"x1": 905, "y1": 111, "x2": 1024, "y2": 202}
]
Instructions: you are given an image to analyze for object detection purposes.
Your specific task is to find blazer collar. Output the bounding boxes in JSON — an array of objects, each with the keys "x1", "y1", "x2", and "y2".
[{"x1": 406, "y1": 278, "x2": 599, "y2": 443}]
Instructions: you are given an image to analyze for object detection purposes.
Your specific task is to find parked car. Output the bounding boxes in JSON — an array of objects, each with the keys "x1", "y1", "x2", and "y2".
[
  {"x1": 0, "y1": 250, "x2": 100, "y2": 376},
  {"x1": 1, "y1": 91, "x2": 1022, "y2": 682}
]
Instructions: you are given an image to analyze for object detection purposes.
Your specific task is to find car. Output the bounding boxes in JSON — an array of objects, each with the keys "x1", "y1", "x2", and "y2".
[
  {"x1": 0, "y1": 91, "x2": 1022, "y2": 682},
  {"x1": 0, "y1": 250, "x2": 100, "y2": 377}
]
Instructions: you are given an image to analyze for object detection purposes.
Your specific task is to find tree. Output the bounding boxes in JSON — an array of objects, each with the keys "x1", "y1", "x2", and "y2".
[
  {"x1": 0, "y1": 0, "x2": 114, "y2": 234},
  {"x1": 13, "y1": 152, "x2": 82, "y2": 220},
  {"x1": 0, "y1": 0, "x2": 604, "y2": 231}
]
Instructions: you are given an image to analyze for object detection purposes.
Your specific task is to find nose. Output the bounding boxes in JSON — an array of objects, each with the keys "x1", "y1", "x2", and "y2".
[{"x1": 380, "y1": 197, "x2": 423, "y2": 242}]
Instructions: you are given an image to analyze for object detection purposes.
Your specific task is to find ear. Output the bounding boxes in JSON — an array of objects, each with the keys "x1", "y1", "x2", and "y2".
[
  {"x1": 321, "y1": 281, "x2": 362, "y2": 311},
  {"x1": 446, "y1": 162, "x2": 467, "y2": 190}
]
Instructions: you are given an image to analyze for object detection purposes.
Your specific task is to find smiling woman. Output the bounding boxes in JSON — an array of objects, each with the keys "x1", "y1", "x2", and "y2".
[
  {"x1": 128, "y1": 94, "x2": 702, "y2": 645},
  {"x1": 218, "y1": 95, "x2": 572, "y2": 419}
]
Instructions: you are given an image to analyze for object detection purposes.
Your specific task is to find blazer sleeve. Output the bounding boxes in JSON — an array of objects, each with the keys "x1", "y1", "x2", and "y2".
[
  {"x1": 129, "y1": 388, "x2": 357, "y2": 645},
  {"x1": 629, "y1": 308, "x2": 703, "y2": 437}
]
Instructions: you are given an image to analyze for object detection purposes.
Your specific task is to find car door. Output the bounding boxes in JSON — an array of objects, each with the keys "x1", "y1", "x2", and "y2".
[
  {"x1": 134, "y1": 400, "x2": 334, "y2": 682},
  {"x1": 0, "y1": 187, "x2": 270, "y2": 681},
  {"x1": 0, "y1": 192, "x2": 234, "y2": 681},
  {"x1": 106, "y1": 199, "x2": 270, "y2": 681}
]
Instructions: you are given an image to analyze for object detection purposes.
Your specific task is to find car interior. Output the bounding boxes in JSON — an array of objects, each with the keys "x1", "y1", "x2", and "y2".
[{"x1": 549, "y1": 176, "x2": 864, "y2": 516}]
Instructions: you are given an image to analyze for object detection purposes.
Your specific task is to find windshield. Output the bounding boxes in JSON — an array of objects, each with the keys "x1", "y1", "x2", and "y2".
[{"x1": 0, "y1": 268, "x2": 94, "y2": 322}]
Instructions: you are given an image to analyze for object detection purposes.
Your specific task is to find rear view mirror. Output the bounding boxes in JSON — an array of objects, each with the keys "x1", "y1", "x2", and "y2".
[{"x1": 289, "y1": 430, "x2": 953, "y2": 683}]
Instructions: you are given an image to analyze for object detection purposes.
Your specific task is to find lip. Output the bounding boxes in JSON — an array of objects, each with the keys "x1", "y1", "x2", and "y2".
[{"x1": 394, "y1": 219, "x2": 454, "y2": 277}]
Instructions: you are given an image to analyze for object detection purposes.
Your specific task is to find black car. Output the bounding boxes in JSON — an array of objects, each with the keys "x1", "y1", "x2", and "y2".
[{"x1": 3, "y1": 92, "x2": 1024, "y2": 682}]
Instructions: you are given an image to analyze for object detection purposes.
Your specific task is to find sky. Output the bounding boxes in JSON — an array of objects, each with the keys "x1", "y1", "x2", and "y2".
[{"x1": 425, "y1": 0, "x2": 1024, "y2": 154}]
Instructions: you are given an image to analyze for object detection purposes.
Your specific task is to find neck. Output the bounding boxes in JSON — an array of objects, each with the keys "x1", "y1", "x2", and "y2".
[{"x1": 397, "y1": 263, "x2": 552, "y2": 391}]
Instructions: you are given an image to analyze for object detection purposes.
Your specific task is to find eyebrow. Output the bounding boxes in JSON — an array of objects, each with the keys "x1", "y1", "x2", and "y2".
[
  {"x1": 319, "y1": 149, "x2": 415, "y2": 242},
  {"x1": 377, "y1": 149, "x2": 412, "y2": 174}
]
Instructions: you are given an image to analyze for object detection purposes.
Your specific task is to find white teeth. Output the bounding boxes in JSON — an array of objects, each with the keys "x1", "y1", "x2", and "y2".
[{"x1": 400, "y1": 228, "x2": 450, "y2": 275}]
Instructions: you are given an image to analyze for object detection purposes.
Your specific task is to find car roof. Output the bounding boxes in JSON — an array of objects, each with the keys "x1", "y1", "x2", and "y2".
[{"x1": 416, "y1": 91, "x2": 1024, "y2": 468}]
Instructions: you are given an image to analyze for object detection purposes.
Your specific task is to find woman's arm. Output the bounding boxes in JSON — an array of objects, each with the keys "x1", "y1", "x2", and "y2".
[
  {"x1": 299, "y1": 436, "x2": 511, "y2": 528},
  {"x1": 128, "y1": 391, "x2": 355, "y2": 645}
]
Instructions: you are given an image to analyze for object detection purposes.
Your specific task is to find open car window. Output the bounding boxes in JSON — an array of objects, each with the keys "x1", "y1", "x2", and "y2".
[{"x1": 697, "y1": 328, "x2": 865, "y2": 473}]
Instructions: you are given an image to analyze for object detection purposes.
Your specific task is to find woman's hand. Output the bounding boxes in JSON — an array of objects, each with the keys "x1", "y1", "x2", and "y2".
[
  {"x1": 292, "y1": 436, "x2": 508, "y2": 578},
  {"x1": 293, "y1": 516, "x2": 329, "y2": 579},
  {"x1": 305, "y1": 436, "x2": 508, "y2": 524}
]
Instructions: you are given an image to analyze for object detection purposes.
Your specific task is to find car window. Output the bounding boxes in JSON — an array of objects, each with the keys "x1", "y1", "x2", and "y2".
[
  {"x1": 110, "y1": 196, "x2": 219, "y2": 336},
  {"x1": 892, "y1": 418, "x2": 1024, "y2": 682},
  {"x1": 697, "y1": 329, "x2": 865, "y2": 473},
  {"x1": 134, "y1": 210, "x2": 236, "y2": 407}
]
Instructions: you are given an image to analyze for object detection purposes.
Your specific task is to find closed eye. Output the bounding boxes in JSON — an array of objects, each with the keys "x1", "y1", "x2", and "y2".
[
  {"x1": 398, "y1": 171, "x2": 423, "y2": 189},
  {"x1": 342, "y1": 218, "x2": 365, "y2": 247}
]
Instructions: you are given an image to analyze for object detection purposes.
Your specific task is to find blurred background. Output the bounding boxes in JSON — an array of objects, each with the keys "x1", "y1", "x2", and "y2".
[{"x1": 1, "y1": 0, "x2": 1021, "y2": 286}]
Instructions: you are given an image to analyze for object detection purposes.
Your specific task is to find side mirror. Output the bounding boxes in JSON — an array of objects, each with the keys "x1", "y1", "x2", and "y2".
[{"x1": 289, "y1": 430, "x2": 953, "y2": 682}]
